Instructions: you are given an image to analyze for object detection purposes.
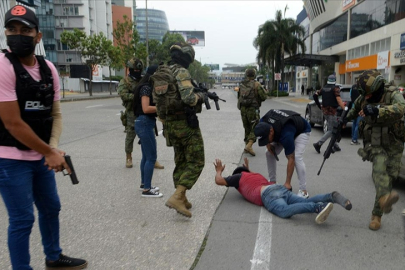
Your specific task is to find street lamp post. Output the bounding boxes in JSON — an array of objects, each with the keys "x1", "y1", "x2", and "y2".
[{"x1": 145, "y1": 0, "x2": 149, "y2": 67}]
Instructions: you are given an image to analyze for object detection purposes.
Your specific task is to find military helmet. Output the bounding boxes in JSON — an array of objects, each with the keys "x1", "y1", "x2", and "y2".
[
  {"x1": 126, "y1": 57, "x2": 144, "y2": 71},
  {"x1": 357, "y1": 69, "x2": 385, "y2": 96},
  {"x1": 170, "y1": 42, "x2": 195, "y2": 63},
  {"x1": 245, "y1": 68, "x2": 256, "y2": 78}
]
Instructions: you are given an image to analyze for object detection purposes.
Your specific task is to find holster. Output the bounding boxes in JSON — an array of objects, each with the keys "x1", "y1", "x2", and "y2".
[{"x1": 185, "y1": 107, "x2": 199, "y2": 129}]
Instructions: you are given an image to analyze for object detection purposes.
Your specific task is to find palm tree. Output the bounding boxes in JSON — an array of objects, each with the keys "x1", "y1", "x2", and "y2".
[{"x1": 254, "y1": 6, "x2": 306, "y2": 90}]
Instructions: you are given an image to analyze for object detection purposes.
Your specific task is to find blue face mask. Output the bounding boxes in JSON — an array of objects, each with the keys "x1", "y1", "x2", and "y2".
[{"x1": 7, "y1": 35, "x2": 36, "y2": 57}]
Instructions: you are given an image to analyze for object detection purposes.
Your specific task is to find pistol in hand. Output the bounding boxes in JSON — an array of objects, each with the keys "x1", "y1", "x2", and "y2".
[{"x1": 63, "y1": 155, "x2": 79, "y2": 185}]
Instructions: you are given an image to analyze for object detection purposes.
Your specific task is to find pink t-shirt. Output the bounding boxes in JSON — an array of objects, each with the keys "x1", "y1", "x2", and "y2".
[{"x1": 0, "y1": 53, "x2": 60, "y2": 161}]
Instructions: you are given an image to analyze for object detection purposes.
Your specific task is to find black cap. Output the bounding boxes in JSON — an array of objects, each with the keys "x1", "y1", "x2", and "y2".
[
  {"x1": 4, "y1": 5, "x2": 39, "y2": 29},
  {"x1": 254, "y1": 122, "x2": 272, "y2": 146}
]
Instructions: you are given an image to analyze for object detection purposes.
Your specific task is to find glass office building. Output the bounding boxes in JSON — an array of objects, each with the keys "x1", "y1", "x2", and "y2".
[{"x1": 135, "y1": 9, "x2": 169, "y2": 42}]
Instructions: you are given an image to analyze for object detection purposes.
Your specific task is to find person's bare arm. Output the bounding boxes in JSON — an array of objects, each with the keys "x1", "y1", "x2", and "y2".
[
  {"x1": 141, "y1": 96, "x2": 156, "y2": 114},
  {"x1": 336, "y1": 96, "x2": 345, "y2": 110},
  {"x1": 284, "y1": 153, "x2": 295, "y2": 190},
  {"x1": 213, "y1": 159, "x2": 227, "y2": 186}
]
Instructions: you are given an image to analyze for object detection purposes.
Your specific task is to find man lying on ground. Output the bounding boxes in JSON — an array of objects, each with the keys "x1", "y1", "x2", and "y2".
[{"x1": 213, "y1": 158, "x2": 352, "y2": 224}]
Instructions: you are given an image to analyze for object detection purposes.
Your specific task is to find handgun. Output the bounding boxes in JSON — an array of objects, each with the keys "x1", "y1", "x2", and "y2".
[{"x1": 63, "y1": 155, "x2": 79, "y2": 185}]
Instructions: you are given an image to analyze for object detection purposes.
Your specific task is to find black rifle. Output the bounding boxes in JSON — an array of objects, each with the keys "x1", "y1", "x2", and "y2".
[
  {"x1": 192, "y1": 81, "x2": 226, "y2": 110},
  {"x1": 317, "y1": 102, "x2": 351, "y2": 175},
  {"x1": 63, "y1": 155, "x2": 79, "y2": 185}
]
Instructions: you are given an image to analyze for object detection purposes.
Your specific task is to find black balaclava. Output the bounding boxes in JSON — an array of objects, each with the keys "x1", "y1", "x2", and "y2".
[
  {"x1": 169, "y1": 50, "x2": 191, "y2": 69},
  {"x1": 366, "y1": 84, "x2": 384, "y2": 103},
  {"x1": 129, "y1": 68, "x2": 142, "y2": 80},
  {"x1": 7, "y1": 35, "x2": 36, "y2": 58}
]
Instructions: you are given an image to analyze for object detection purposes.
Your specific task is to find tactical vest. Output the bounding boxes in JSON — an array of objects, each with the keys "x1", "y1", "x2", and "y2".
[
  {"x1": 321, "y1": 84, "x2": 339, "y2": 108},
  {"x1": 262, "y1": 109, "x2": 306, "y2": 142},
  {"x1": 361, "y1": 88, "x2": 405, "y2": 145},
  {"x1": 120, "y1": 76, "x2": 140, "y2": 111},
  {"x1": 0, "y1": 50, "x2": 54, "y2": 150},
  {"x1": 238, "y1": 80, "x2": 260, "y2": 109},
  {"x1": 150, "y1": 64, "x2": 185, "y2": 120}
]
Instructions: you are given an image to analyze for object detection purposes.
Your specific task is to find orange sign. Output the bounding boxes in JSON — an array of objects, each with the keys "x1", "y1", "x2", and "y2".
[
  {"x1": 342, "y1": 0, "x2": 355, "y2": 11},
  {"x1": 345, "y1": 55, "x2": 377, "y2": 73}
]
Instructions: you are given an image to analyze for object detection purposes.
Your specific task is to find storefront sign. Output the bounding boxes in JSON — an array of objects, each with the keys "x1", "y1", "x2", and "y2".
[
  {"x1": 394, "y1": 50, "x2": 405, "y2": 63},
  {"x1": 377, "y1": 51, "x2": 390, "y2": 70},
  {"x1": 342, "y1": 0, "x2": 355, "y2": 11},
  {"x1": 345, "y1": 55, "x2": 377, "y2": 72},
  {"x1": 401, "y1": 33, "x2": 405, "y2": 50}
]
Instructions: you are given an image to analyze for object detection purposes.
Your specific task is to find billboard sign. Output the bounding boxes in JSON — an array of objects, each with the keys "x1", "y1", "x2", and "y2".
[
  {"x1": 204, "y1": 64, "x2": 220, "y2": 71},
  {"x1": 170, "y1": 31, "x2": 205, "y2": 47}
]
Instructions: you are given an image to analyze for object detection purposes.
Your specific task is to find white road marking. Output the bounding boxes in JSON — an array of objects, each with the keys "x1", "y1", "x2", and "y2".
[
  {"x1": 85, "y1": 105, "x2": 104, "y2": 108},
  {"x1": 250, "y1": 207, "x2": 273, "y2": 270},
  {"x1": 273, "y1": 98, "x2": 301, "y2": 108}
]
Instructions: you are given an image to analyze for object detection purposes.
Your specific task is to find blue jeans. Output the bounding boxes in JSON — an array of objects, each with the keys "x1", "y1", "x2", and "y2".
[
  {"x1": 351, "y1": 116, "x2": 363, "y2": 142},
  {"x1": 135, "y1": 115, "x2": 157, "y2": 190},
  {"x1": 261, "y1": 185, "x2": 333, "y2": 218},
  {"x1": 0, "y1": 158, "x2": 62, "y2": 270}
]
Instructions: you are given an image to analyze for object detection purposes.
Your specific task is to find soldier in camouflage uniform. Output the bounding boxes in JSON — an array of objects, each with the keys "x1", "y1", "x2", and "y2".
[
  {"x1": 345, "y1": 70, "x2": 405, "y2": 231},
  {"x1": 162, "y1": 42, "x2": 205, "y2": 218},
  {"x1": 238, "y1": 68, "x2": 267, "y2": 156},
  {"x1": 118, "y1": 58, "x2": 143, "y2": 168},
  {"x1": 118, "y1": 58, "x2": 165, "y2": 169}
]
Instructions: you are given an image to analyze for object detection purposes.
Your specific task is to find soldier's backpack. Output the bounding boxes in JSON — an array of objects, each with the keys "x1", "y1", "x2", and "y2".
[
  {"x1": 238, "y1": 80, "x2": 264, "y2": 109},
  {"x1": 150, "y1": 64, "x2": 183, "y2": 120}
]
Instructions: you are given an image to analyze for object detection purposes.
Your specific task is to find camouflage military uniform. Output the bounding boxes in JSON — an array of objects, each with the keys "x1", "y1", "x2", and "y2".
[
  {"x1": 118, "y1": 76, "x2": 139, "y2": 154},
  {"x1": 166, "y1": 63, "x2": 205, "y2": 189},
  {"x1": 346, "y1": 70, "x2": 405, "y2": 229},
  {"x1": 238, "y1": 80, "x2": 267, "y2": 143}
]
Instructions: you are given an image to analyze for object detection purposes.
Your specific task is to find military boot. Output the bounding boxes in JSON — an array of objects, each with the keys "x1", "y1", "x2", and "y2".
[
  {"x1": 184, "y1": 195, "x2": 192, "y2": 209},
  {"x1": 244, "y1": 140, "x2": 256, "y2": 156},
  {"x1": 379, "y1": 191, "x2": 399, "y2": 214},
  {"x1": 165, "y1": 185, "x2": 192, "y2": 218},
  {"x1": 369, "y1": 215, "x2": 381, "y2": 231},
  {"x1": 154, "y1": 161, "x2": 165, "y2": 169},
  {"x1": 126, "y1": 153, "x2": 133, "y2": 168}
]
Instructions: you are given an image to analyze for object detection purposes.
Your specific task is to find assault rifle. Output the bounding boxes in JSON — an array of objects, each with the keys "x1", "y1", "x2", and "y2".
[
  {"x1": 317, "y1": 102, "x2": 351, "y2": 176},
  {"x1": 192, "y1": 81, "x2": 226, "y2": 110},
  {"x1": 63, "y1": 155, "x2": 79, "y2": 185}
]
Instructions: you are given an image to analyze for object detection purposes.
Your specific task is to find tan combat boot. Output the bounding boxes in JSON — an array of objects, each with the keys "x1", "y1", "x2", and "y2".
[
  {"x1": 126, "y1": 153, "x2": 133, "y2": 168},
  {"x1": 379, "y1": 191, "x2": 399, "y2": 214},
  {"x1": 154, "y1": 161, "x2": 165, "y2": 169},
  {"x1": 184, "y1": 195, "x2": 192, "y2": 209},
  {"x1": 165, "y1": 185, "x2": 192, "y2": 218},
  {"x1": 369, "y1": 215, "x2": 381, "y2": 231},
  {"x1": 244, "y1": 140, "x2": 256, "y2": 156}
]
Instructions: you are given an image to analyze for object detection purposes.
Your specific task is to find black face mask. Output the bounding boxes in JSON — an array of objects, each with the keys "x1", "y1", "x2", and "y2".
[
  {"x1": 7, "y1": 35, "x2": 36, "y2": 58},
  {"x1": 129, "y1": 69, "x2": 142, "y2": 80}
]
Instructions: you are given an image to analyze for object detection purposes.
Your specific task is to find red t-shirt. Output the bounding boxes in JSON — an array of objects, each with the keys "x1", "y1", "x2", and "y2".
[{"x1": 225, "y1": 172, "x2": 274, "y2": 206}]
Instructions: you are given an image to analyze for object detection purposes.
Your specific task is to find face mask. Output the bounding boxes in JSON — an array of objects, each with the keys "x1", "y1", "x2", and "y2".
[
  {"x1": 129, "y1": 69, "x2": 142, "y2": 79},
  {"x1": 7, "y1": 35, "x2": 36, "y2": 58}
]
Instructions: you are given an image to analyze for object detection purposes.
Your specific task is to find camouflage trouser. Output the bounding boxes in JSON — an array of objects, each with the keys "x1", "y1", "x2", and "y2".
[
  {"x1": 165, "y1": 119, "x2": 205, "y2": 190},
  {"x1": 367, "y1": 139, "x2": 404, "y2": 216},
  {"x1": 125, "y1": 110, "x2": 137, "y2": 154},
  {"x1": 240, "y1": 106, "x2": 260, "y2": 143}
]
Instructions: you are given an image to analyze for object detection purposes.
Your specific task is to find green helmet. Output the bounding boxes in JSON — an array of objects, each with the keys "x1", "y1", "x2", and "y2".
[
  {"x1": 357, "y1": 69, "x2": 385, "y2": 96},
  {"x1": 245, "y1": 68, "x2": 256, "y2": 78},
  {"x1": 126, "y1": 58, "x2": 144, "y2": 71},
  {"x1": 170, "y1": 42, "x2": 195, "y2": 63}
]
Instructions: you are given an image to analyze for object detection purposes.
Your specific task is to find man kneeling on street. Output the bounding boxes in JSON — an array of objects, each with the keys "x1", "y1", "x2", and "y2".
[{"x1": 213, "y1": 158, "x2": 352, "y2": 223}]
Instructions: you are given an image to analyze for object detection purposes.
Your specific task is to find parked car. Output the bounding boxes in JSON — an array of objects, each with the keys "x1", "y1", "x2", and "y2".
[{"x1": 304, "y1": 84, "x2": 352, "y2": 133}]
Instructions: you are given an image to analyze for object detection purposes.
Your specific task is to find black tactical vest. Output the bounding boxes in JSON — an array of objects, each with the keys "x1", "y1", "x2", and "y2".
[
  {"x1": 262, "y1": 109, "x2": 306, "y2": 142},
  {"x1": 0, "y1": 51, "x2": 54, "y2": 150},
  {"x1": 321, "y1": 84, "x2": 339, "y2": 107}
]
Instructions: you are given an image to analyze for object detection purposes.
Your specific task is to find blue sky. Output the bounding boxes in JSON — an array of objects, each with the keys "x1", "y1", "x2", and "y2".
[{"x1": 134, "y1": 1, "x2": 305, "y2": 69}]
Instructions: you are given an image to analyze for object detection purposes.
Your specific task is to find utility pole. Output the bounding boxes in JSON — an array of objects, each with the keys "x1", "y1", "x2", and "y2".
[{"x1": 145, "y1": 0, "x2": 149, "y2": 67}]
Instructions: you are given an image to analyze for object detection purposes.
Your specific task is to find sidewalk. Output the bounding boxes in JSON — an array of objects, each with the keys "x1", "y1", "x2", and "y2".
[{"x1": 60, "y1": 90, "x2": 119, "y2": 102}]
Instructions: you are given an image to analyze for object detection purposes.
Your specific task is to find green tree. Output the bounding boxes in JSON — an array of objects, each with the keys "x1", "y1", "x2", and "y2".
[
  {"x1": 155, "y1": 32, "x2": 186, "y2": 64},
  {"x1": 60, "y1": 29, "x2": 110, "y2": 96},
  {"x1": 105, "y1": 43, "x2": 123, "y2": 95},
  {"x1": 254, "y1": 5, "x2": 305, "y2": 90},
  {"x1": 189, "y1": 60, "x2": 210, "y2": 84}
]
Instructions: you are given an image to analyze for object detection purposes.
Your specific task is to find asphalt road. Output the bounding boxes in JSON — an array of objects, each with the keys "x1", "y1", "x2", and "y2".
[{"x1": 1, "y1": 90, "x2": 404, "y2": 269}]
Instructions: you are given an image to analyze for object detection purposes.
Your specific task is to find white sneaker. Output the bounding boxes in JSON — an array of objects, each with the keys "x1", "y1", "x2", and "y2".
[
  {"x1": 297, "y1": 189, "x2": 309, "y2": 199},
  {"x1": 141, "y1": 189, "x2": 163, "y2": 198},
  {"x1": 139, "y1": 185, "x2": 160, "y2": 192}
]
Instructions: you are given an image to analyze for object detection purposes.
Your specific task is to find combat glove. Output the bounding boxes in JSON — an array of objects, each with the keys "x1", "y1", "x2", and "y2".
[
  {"x1": 195, "y1": 92, "x2": 206, "y2": 104},
  {"x1": 363, "y1": 104, "x2": 379, "y2": 116}
]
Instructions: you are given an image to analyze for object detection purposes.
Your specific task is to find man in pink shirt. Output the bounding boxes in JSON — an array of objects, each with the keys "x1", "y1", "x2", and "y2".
[
  {"x1": 214, "y1": 158, "x2": 352, "y2": 223},
  {"x1": 0, "y1": 5, "x2": 87, "y2": 269}
]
